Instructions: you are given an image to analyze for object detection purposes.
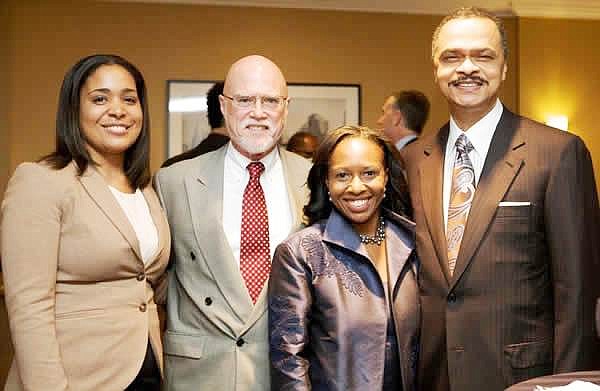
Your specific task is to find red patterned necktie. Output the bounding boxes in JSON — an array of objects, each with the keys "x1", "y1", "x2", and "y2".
[
  {"x1": 240, "y1": 162, "x2": 270, "y2": 304},
  {"x1": 447, "y1": 134, "x2": 476, "y2": 275}
]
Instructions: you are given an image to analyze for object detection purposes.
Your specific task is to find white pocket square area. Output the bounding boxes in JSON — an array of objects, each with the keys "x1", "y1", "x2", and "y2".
[{"x1": 498, "y1": 201, "x2": 531, "y2": 206}]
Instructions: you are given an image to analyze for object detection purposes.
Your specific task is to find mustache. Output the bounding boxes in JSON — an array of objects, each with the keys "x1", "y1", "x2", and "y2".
[{"x1": 450, "y1": 76, "x2": 488, "y2": 86}]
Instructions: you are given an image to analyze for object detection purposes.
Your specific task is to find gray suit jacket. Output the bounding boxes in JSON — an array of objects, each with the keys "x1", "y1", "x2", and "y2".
[
  {"x1": 154, "y1": 145, "x2": 311, "y2": 391},
  {"x1": 401, "y1": 108, "x2": 600, "y2": 391}
]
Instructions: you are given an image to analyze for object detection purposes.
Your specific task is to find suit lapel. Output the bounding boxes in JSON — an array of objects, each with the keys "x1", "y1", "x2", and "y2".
[
  {"x1": 419, "y1": 126, "x2": 452, "y2": 284},
  {"x1": 385, "y1": 211, "x2": 416, "y2": 291},
  {"x1": 184, "y1": 147, "x2": 254, "y2": 322},
  {"x1": 78, "y1": 165, "x2": 142, "y2": 261},
  {"x1": 141, "y1": 186, "x2": 169, "y2": 268},
  {"x1": 280, "y1": 147, "x2": 309, "y2": 227},
  {"x1": 322, "y1": 209, "x2": 371, "y2": 261},
  {"x1": 450, "y1": 110, "x2": 525, "y2": 287}
]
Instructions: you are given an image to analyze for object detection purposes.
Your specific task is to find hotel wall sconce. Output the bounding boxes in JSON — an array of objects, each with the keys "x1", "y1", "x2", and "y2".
[{"x1": 545, "y1": 115, "x2": 569, "y2": 131}]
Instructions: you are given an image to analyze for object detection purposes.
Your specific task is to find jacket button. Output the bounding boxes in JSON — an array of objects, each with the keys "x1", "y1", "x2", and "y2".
[
  {"x1": 190, "y1": 252, "x2": 196, "y2": 260},
  {"x1": 205, "y1": 297, "x2": 213, "y2": 306},
  {"x1": 136, "y1": 272, "x2": 145, "y2": 281},
  {"x1": 236, "y1": 338, "x2": 245, "y2": 347},
  {"x1": 139, "y1": 303, "x2": 147, "y2": 312},
  {"x1": 448, "y1": 293, "x2": 457, "y2": 303}
]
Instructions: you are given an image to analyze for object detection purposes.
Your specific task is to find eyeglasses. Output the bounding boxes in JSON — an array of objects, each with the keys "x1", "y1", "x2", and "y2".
[{"x1": 221, "y1": 94, "x2": 288, "y2": 111}]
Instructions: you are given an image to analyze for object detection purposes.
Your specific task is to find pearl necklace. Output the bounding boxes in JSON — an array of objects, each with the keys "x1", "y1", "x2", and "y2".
[{"x1": 359, "y1": 218, "x2": 386, "y2": 246}]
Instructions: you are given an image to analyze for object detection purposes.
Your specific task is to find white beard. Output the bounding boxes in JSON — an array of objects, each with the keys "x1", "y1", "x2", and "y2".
[{"x1": 236, "y1": 134, "x2": 277, "y2": 155}]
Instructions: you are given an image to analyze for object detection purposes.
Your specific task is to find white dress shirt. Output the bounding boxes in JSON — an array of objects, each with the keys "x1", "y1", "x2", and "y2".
[
  {"x1": 109, "y1": 186, "x2": 159, "y2": 264},
  {"x1": 443, "y1": 99, "x2": 503, "y2": 228},
  {"x1": 395, "y1": 134, "x2": 418, "y2": 151},
  {"x1": 222, "y1": 143, "x2": 293, "y2": 267}
]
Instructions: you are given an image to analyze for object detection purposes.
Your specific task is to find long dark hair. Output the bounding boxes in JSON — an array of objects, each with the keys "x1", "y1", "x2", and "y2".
[
  {"x1": 41, "y1": 54, "x2": 151, "y2": 188},
  {"x1": 304, "y1": 125, "x2": 411, "y2": 226}
]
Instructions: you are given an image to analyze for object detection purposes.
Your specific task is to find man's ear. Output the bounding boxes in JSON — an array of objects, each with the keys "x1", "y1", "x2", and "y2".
[
  {"x1": 394, "y1": 110, "x2": 405, "y2": 127},
  {"x1": 219, "y1": 95, "x2": 227, "y2": 117}
]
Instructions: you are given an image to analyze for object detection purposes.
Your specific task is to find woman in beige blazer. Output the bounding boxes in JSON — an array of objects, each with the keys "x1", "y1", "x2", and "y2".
[{"x1": 1, "y1": 54, "x2": 170, "y2": 390}]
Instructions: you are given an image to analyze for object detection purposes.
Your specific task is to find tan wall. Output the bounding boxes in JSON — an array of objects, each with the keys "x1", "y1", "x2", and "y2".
[
  {"x1": 519, "y1": 17, "x2": 600, "y2": 187},
  {"x1": 0, "y1": 4, "x2": 14, "y2": 382},
  {"x1": 4, "y1": 0, "x2": 517, "y2": 184},
  {"x1": 0, "y1": 2, "x2": 10, "y2": 198}
]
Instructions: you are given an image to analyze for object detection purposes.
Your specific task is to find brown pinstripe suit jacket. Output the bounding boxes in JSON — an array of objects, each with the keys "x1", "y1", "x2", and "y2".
[{"x1": 401, "y1": 108, "x2": 600, "y2": 391}]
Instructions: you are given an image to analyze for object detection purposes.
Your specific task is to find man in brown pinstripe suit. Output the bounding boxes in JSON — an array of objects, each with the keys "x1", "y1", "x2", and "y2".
[{"x1": 402, "y1": 7, "x2": 600, "y2": 391}]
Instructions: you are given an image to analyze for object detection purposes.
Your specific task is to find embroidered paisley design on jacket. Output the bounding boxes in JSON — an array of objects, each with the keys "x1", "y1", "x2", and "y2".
[{"x1": 301, "y1": 233, "x2": 364, "y2": 297}]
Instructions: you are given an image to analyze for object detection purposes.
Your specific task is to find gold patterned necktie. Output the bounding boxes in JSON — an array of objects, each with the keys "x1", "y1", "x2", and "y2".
[{"x1": 447, "y1": 134, "x2": 476, "y2": 275}]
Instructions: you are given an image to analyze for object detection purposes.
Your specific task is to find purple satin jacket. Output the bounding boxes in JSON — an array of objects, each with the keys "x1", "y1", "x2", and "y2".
[{"x1": 268, "y1": 209, "x2": 420, "y2": 391}]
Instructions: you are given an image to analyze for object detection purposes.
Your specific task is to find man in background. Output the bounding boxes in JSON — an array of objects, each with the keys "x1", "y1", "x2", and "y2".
[
  {"x1": 377, "y1": 90, "x2": 430, "y2": 151},
  {"x1": 402, "y1": 7, "x2": 600, "y2": 390},
  {"x1": 155, "y1": 55, "x2": 311, "y2": 391},
  {"x1": 162, "y1": 82, "x2": 229, "y2": 167}
]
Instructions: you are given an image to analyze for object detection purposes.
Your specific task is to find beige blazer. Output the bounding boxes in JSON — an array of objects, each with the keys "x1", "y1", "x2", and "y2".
[
  {"x1": 154, "y1": 145, "x2": 311, "y2": 391},
  {"x1": 1, "y1": 162, "x2": 171, "y2": 390}
]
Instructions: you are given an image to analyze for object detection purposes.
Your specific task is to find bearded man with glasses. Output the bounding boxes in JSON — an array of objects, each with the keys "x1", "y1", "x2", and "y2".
[{"x1": 155, "y1": 55, "x2": 311, "y2": 391}]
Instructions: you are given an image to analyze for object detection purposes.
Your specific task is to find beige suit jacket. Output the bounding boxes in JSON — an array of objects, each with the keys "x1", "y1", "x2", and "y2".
[
  {"x1": 1, "y1": 162, "x2": 171, "y2": 390},
  {"x1": 154, "y1": 145, "x2": 311, "y2": 391}
]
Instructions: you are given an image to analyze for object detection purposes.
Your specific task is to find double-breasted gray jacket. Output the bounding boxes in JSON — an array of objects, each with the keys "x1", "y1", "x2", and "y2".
[{"x1": 155, "y1": 145, "x2": 311, "y2": 391}]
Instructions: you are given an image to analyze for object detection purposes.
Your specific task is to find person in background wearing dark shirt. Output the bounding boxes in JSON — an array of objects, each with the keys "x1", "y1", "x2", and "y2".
[
  {"x1": 377, "y1": 90, "x2": 430, "y2": 152},
  {"x1": 162, "y1": 82, "x2": 229, "y2": 167}
]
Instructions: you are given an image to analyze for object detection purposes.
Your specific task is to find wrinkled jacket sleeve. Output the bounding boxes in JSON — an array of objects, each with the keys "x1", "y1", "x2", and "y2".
[
  {"x1": 151, "y1": 172, "x2": 170, "y2": 305},
  {"x1": 268, "y1": 241, "x2": 313, "y2": 391},
  {"x1": 1, "y1": 163, "x2": 69, "y2": 390},
  {"x1": 546, "y1": 136, "x2": 600, "y2": 370}
]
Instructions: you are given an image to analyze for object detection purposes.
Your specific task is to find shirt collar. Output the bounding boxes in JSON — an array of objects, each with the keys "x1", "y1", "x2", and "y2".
[
  {"x1": 225, "y1": 142, "x2": 279, "y2": 174},
  {"x1": 395, "y1": 134, "x2": 418, "y2": 151},
  {"x1": 448, "y1": 99, "x2": 503, "y2": 156}
]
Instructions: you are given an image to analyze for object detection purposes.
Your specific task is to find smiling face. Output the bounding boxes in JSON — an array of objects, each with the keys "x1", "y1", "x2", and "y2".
[
  {"x1": 326, "y1": 136, "x2": 388, "y2": 236},
  {"x1": 433, "y1": 17, "x2": 507, "y2": 121},
  {"x1": 79, "y1": 64, "x2": 142, "y2": 164},
  {"x1": 220, "y1": 55, "x2": 288, "y2": 160}
]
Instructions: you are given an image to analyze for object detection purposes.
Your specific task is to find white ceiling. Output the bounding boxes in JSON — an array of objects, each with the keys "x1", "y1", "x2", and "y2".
[{"x1": 114, "y1": 0, "x2": 600, "y2": 19}]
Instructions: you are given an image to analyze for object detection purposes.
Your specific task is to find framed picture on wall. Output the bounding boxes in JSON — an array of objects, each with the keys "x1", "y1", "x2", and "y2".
[{"x1": 166, "y1": 80, "x2": 361, "y2": 158}]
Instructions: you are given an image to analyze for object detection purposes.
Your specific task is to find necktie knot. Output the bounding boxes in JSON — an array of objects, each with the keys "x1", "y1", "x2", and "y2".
[
  {"x1": 455, "y1": 134, "x2": 474, "y2": 155},
  {"x1": 247, "y1": 162, "x2": 265, "y2": 180}
]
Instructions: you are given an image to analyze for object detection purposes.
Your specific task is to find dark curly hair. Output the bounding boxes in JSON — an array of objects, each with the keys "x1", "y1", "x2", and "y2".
[
  {"x1": 304, "y1": 125, "x2": 411, "y2": 226},
  {"x1": 207, "y1": 81, "x2": 225, "y2": 129},
  {"x1": 41, "y1": 54, "x2": 151, "y2": 188}
]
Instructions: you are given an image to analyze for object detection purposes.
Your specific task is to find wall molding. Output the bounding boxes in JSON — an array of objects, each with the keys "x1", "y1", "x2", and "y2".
[{"x1": 109, "y1": 0, "x2": 600, "y2": 20}]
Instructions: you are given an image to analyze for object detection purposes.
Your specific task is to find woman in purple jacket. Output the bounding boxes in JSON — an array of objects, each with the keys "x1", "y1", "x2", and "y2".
[{"x1": 268, "y1": 125, "x2": 419, "y2": 391}]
